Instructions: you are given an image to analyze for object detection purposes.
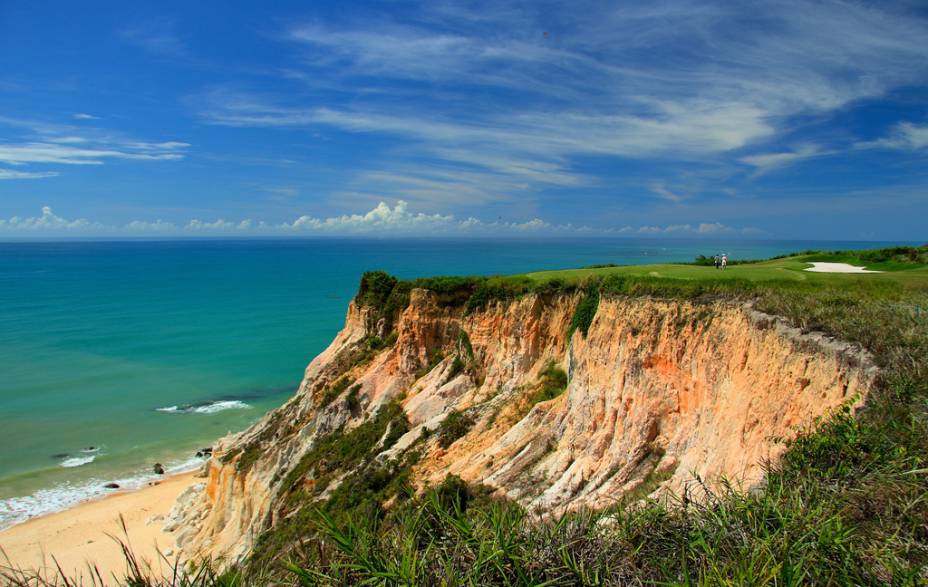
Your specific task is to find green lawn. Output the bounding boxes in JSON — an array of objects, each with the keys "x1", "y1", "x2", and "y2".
[{"x1": 525, "y1": 254, "x2": 928, "y2": 288}]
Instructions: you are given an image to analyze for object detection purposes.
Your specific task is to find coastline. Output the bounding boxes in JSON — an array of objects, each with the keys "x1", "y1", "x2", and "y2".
[{"x1": 0, "y1": 471, "x2": 197, "y2": 583}]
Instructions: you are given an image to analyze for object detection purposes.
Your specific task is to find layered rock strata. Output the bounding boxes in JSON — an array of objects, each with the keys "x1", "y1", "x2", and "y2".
[{"x1": 168, "y1": 288, "x2": 877, "y2": 563}]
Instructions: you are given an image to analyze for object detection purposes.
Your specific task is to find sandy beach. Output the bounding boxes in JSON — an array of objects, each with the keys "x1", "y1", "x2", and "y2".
[{"x1": 0, "y1": 471, "x2": 196, "y2": 584}]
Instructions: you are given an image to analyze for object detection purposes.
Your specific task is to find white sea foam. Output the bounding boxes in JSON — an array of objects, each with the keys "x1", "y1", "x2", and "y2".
[
  {"x1": 60, "y1": 455, "x2": 95, "y2": 468},
  {"x1": 0, "y1": 456, "x2": 208, "y2": 530},
  {"x1": 190, "y1": 400, "x2": 250, "y2": 414},
  {"x1": 156, "y1": 400, "x2": 251, "y2": 414}
]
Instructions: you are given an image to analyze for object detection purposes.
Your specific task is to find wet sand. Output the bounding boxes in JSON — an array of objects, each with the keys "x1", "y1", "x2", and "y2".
[{"x1": 0, "y1": 471, "x2": 196, "y2": 584}]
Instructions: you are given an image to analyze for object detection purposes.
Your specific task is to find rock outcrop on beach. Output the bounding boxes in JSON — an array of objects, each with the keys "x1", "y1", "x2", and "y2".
[{"x1": 167, "y1": 277, "x2": 878, "y2": 564}]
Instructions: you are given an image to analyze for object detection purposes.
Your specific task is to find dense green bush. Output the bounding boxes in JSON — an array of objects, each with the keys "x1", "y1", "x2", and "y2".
[
  {"x1": 436, "y1": 409, "x2": 475, "y2": 448},
  {"x1": 447, "y1": 355, "x2": 466, "y2": 380},
  {"x1": 319, "y1": 376, "x2": 352, "y2": 407},
  {"x1": 356, "y1": 270, "x2": 398, "y2": 307},
  {"x1": 568, "y1": 289, "x2": 599, "y2": 339}
]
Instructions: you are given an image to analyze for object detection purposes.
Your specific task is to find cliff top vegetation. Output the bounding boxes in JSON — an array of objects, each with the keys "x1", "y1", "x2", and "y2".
[{"x1": 354, "y1": 245, "x2": 928, "y2": 322}]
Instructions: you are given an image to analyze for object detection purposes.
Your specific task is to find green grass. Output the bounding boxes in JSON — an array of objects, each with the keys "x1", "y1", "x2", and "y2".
[{"x1": 526, "y1": 254, "x2": 928, "y2": 287}]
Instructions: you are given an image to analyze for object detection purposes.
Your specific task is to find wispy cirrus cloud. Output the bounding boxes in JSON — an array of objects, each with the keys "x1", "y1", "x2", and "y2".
[
  {"x1": 119, "y1": 20, "x2": 187, "y2": 58},
  {"x1": 739, "y1": 145, "x2": 827, "y2": 176},
  {"x1": 0, "y1": 116, "x2": 189, "y2": 178},
  {"x1": 0, "y1": 169, "x2": 60, "y2": 180},
  {"x1": 191, "y1": 0, "x2": 928, "y2": 211},
  {"x1": 650, "y1": 183, "x2": 686, "y2": 203},
  {"x1": 0, "y1": 142, "x2": 187, "y2": 165},
  {"x1": 857, "y1": 122, "x2": 928, "y2": 151}
]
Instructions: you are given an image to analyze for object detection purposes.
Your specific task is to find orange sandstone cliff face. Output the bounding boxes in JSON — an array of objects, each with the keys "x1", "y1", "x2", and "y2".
[{"x1": 166, "y1": 289, "x2": 878, "y2": 563}]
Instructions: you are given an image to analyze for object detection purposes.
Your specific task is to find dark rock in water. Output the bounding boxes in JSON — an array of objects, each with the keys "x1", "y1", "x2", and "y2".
[
  {"x1": 51, "y1": 453, "x2": 70, "y2": 459},
  {"x1": 104, "y1": 482, "x2": 120, "y2": 489},
  {"x1": 153, "y1": 463, "x2": 165, "y2": 475},
  {"x1": 195, "y1": 447, "x2": 213, "y2": 458},
  {"x1": 86, "y1": 446, "x2": 96, "y2": 451}
]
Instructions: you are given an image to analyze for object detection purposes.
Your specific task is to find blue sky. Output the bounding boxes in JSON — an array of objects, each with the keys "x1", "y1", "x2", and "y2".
[{"x1": 0, "y1": 0, "x2": 926, "y2": 239}]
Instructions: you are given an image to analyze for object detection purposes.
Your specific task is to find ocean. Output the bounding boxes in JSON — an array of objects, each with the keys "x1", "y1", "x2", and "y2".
[{"x1": 0, "y1": 237, "x2": 905, "y2": 528}]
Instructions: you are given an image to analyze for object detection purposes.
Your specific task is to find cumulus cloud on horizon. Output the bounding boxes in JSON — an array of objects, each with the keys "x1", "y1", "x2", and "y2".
[
  {"x1": 0, "y1": 206, "x2": 101, "y2": 231},
  {"x1": 0, "y1": 202, "x2": 762, "y2": 238}
]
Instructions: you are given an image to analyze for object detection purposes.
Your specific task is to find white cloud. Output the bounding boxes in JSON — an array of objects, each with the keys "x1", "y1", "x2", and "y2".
[
  {"x1": 284, "y1": 200, "x2": 455, "y2": 233},
  {"x1": 650, "y1": 183, "x2": 685, "y2": 203},
  {"x1": 47, "y1": 136, "x2": 90, "y2": 144},
  {"x1": 697, "y1": 222, "x2": 728, "y2": 234},
  {"x1": 0, "y1": 169, "x2": 60, "y2": 180},
  {"x1": 185, "y1": 219, "x2": 237, "y2": 231},
  {"x1": 633, "y1": 221, "x2": 758, "y2": 235},
  {"x1": 0, "y1": 206, "x2": 99, "y2": 231},
  {"x1": 125, "y1": 219, "x2": 177, "y2": 231},
  {"x1": 856, "y1": 122, "x2": 928, "y2": 151},
  {"x1": 203, "y1": 94, "x2": 774, "y2": 160},
  {"x1": 0, "y1": 142, "x2": 187, "y2": 166},
  {"x1": 196, "y1": 1, "x2": 928, "y2": 208},
  {"x1": 0, "y1": 202, "x2": 762, "y2": 237},
  {"x1": 125, "y1": 141, "x2": 192, "y2": 151},
  {"x1": 72, "y1": 113, "x2": 100, "y2": 120},
  {"x1": 0, "y1": 116, "x2": 189, "y2": 178},
  {"x1": 740, "y1": 145, "x2": 824, "y2": 175},
  {"x1": 262, "y1": 185, "x2": 300, "y2": 201}
]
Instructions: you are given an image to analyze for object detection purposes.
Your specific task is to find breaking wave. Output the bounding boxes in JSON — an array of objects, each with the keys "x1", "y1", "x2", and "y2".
[
  {"x1": 156, "y1": 400, "x2": 251, "y2": 414},
  {"x1": 59, "y1": 455, "x2": 95, "y2": 468}
]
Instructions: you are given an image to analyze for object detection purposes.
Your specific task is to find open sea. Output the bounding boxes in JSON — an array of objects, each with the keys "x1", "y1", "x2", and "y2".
[{"x1": 0, "y1": 237, "x2": 909, "y2": 528}]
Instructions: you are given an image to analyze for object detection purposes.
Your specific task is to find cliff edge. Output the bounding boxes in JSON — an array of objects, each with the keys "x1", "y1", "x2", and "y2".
[{"x1": 166, "y1": 273, "x2": 878, "y2": 565}]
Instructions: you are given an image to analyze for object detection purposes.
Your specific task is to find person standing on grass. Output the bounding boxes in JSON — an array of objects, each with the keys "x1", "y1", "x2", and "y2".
[
  {"x1": 714, "y1": 254, "x2": 721, "y2": 269},
  {"x1": 721, "y1": 254, "x2": 728, "y2": 270}
]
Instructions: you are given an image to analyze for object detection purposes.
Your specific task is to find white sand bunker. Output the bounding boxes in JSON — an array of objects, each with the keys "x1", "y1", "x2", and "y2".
[{"x1": 804, "y1": 262, "x2": 882, "y2": 273}]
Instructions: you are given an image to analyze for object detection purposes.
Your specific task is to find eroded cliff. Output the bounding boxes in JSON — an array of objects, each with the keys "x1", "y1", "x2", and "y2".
[{"x1": 167, "y1": 278, "x2": 878, "y2": 564}]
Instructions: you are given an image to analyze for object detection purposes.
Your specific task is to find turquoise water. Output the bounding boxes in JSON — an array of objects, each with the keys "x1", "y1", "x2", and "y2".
[{"x1": 0, "y1": 238, "x2": 907, "y2": 527}]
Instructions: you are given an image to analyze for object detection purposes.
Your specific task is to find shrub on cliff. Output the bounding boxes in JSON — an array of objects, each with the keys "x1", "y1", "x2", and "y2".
[
  {"x1": 437, "y1": 410, "x2": 475, "y2": 448},
  {"x1": 568, "y1": 289, "x2": 600, "y2": 339},
  {"x1": 357, "y1": 270, "x2": 398, "y2": 307},
  {"x1": 319, "y1": 376, "x2": 353, "y2": 407}
]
